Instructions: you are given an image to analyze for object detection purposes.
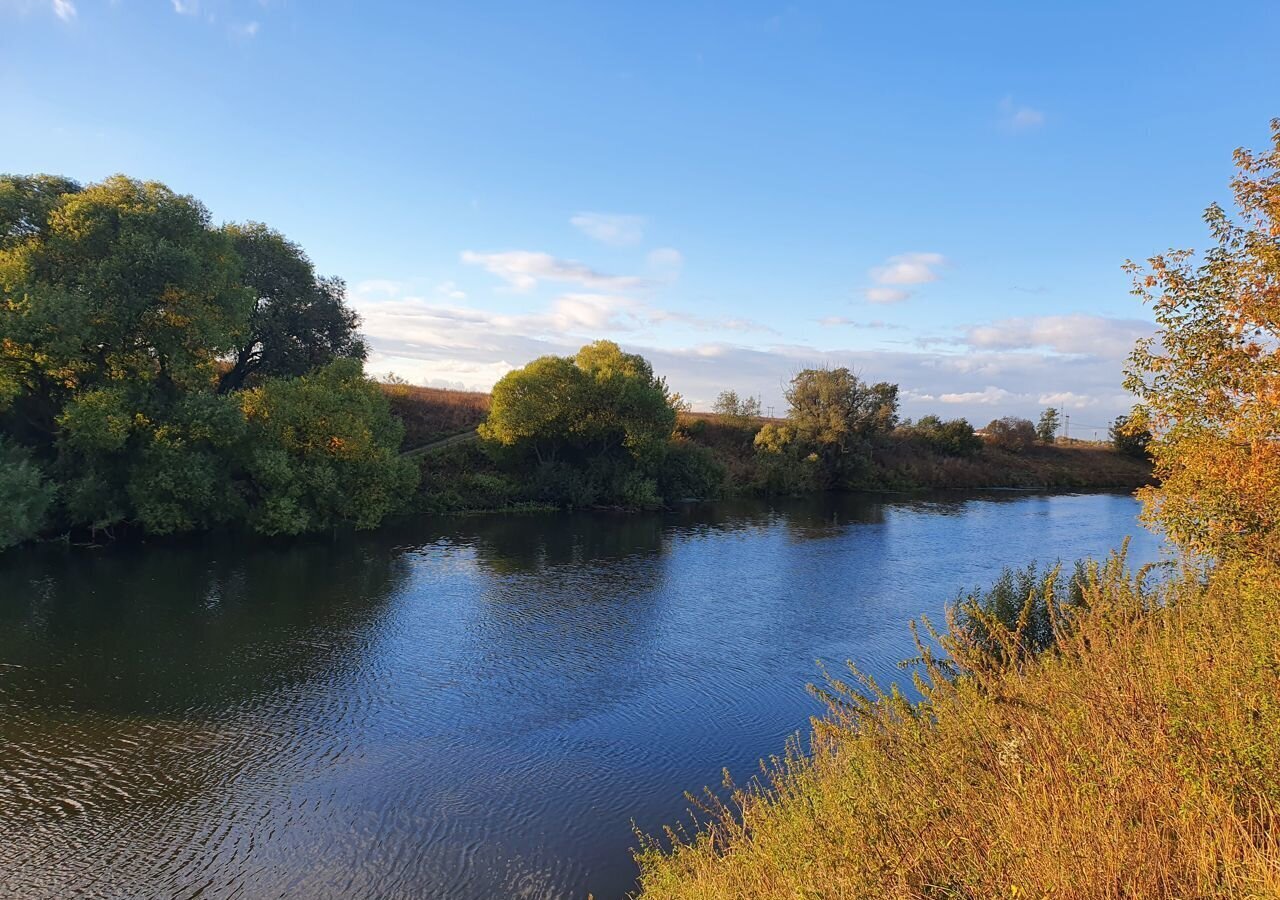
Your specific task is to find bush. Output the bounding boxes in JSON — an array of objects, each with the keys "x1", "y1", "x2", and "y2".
[
  {"x1": 954, "y1": 560, "x2": 1087, "y2": 664},
  {"x1": 659, "y1": 441, "x2": 726, "y2": 502},
  {"x1": 0, "y1": 439, "x2": 56, "y2": 549},
  {"x1": 239, "y1": 359, "x2": 419, "y2": 535},
  {"x1": 984, "y1": 416, "x2": 1037, "y2": 452},
  {"x1": 902, "y1": 415, "x2": 982, "y2": 457}
]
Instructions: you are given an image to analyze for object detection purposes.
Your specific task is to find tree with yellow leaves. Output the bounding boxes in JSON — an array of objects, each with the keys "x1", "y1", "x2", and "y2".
[{"x1": 1125, "y1": 118, "x2": 1280, "y2": 561}]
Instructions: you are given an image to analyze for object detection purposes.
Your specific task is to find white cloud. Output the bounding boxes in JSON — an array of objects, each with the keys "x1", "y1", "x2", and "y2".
[
  {"x1": 461, "y1": 250, "x2": 644, "y2": 293},
  {"x1": 964, "y1": 314, "x2": 1151, "y2": 358},
  {"x1": 1037, "y1": 391, "x2": 1098, "y2": 407},
  {"x1": 870, "y1": 252, "x2": 946, "y2": 286},
  {"x1": 171, "y1": 0, "x2": 198, "y2": 13},
  {"x1": 570, "y1": 212, "x2": 646, "y2": 246},
  {"x1": 819, "y1": 317, "x2": 903, "y2": 329},
  {"x1": 999, "y1": 96, "x2": 1046, "y2": 132},
  {"x1": 938, "y1": 386, "x2": 1015, "y2": 406},
  {"x1": 861, "y1": 252, "x2": 946, "y2": 303},
  {"x1": 647, "y1": 247, "x2": 683, "y2": 274},
  {"x1": 51, "y1": 0, "x2": 74, "y2": 20},
  {"x1": 231, "y1": 20, "x2": 260, "y2": 38},
  {"x1": 864, "y1": 287, "x2": 911, "y2": 304}
]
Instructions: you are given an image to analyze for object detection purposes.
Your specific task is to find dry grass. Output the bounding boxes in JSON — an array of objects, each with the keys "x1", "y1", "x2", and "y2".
[
  {"x1": 380, "y1": 382, "x2": 490, "y2": 449},
  {"x1": 634, "y1": 553, "x2": 1280, "y2": 899},
  {"x1": 874, "y1": 442, "x2": 1152, "y2": 490}
]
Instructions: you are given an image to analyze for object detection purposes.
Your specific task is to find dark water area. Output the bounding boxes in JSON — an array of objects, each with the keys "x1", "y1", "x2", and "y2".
[{"x1": 0, "y1": 492, "x2": 1163, "y2": 899}]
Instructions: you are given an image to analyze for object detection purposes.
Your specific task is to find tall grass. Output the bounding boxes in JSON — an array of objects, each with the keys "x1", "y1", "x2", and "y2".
[{"x1": 634, "y1": 551, "x2": 1280, "y2": 898}]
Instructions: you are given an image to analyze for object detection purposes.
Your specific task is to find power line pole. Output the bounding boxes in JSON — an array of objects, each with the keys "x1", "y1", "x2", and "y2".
[{"x1": 1064, "y1": 413, "x2": 1070, "y2": 443}]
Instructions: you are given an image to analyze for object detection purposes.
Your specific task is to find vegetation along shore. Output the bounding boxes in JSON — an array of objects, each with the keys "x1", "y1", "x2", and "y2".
[
  {"x1": 633, "y1": 120, "x2": 1280, "y2": 898},
  {"x1": 0, "y1": 173, "x2": 1148, "y2": 550}
]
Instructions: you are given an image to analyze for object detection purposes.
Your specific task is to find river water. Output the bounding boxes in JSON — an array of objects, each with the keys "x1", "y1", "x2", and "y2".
[{"x1": 0, "y1": 491, "x2": 1162, "y2": 899}]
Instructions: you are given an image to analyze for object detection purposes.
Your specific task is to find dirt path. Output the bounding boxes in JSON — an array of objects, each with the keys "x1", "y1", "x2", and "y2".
[{"x1": 400, "y1": 429, "x2": 479, "y2": 458}]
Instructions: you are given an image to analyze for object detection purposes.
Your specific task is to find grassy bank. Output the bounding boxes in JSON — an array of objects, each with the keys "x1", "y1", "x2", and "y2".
[{"x1": 632, "y1": 555, "x2": 1280, "y2": 898}]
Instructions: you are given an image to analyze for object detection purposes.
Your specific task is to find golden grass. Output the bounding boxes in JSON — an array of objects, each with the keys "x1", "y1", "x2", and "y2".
[
  {"x1": 634, "y1": 553, "x2": 1280, "y2": 899},
  {"x1": 379, "y1": 382, "x2": 490, "y2": 449}
]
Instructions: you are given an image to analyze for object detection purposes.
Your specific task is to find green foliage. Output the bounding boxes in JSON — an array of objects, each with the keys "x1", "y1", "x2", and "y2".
[
  {"x1": 752, "y1": 422, "x2": 795, "y2": 454},
  {"x1": 784, "y1": 367, "x2": 899, "y2": 453},
  {"x1": 712, "y1": 389, "x2": 761, "y2": 426},
  {"x1": 1036, "y1": 407, "x2": 1060, "y2": 443},
  {"x1": 984, "y1": 416, "x2": 1037, "y2": 452},
  {"x1": 478, "y1": 341, "x2": 677, "y2": 509},
  {"x1": 1111, "y1": 413, "x2": 1153, "y2": 460},
  {"x1": 217, "y1": 223, "x2": 365, "y2": 392},
  {"x1": 658, "y1": 440, "x2": 726, "y2": 502},
  {"x1": 900, "y1": 415, "x2": 982, "y2": 457},
  {"x1": 0, "y1": 173, "x2": 387, "y2": 545},
  {"x1": 239, "y1": 359, "x2": 418, "y2": 535},
  {"x1": 954, "y1": 560, "x2": 1087, "y2": 664},
  {"x1": 0, "y1": 438, "x2": 55, "y2": 549}
]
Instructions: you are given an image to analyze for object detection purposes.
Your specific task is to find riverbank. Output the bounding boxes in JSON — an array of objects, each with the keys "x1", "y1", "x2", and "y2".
[
  {"x1": 388, "y1": 385, "x2": 1152, "y2": 515},
  {"x1": 633, "y1": 554, "x2": 1280, "y2": 898}
]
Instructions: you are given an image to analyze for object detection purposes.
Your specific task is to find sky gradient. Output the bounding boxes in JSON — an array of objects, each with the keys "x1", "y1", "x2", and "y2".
[{"x1": 3, "y1": 0, "x2": 1277, "y2": 428}]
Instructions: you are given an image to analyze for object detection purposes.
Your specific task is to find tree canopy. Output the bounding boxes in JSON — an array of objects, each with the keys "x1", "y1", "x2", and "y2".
[
  {"x1": 0, "y1": 173, "x2": 408, "y2": 545},
  {"x1": 784, "y1": 367, "x2": 898, "y2": 453},
  {"x1": 1125, "y1": 119, "x2": 1280, "y2": 561},
  {"x1": 481, "y1": 340, "x2": 676, "y2": 463}
]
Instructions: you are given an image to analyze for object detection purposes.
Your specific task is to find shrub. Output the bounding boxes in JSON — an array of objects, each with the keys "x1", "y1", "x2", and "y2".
[
  {"x1": 658, "y1": 441, "x2": 726, "y2": 502},
  {"x1": 902, "y1": 415, "x2": 982, "y2": 457},
  {"x1": 0, "y1": 439, "x2": 55, "y2": 549},
  {"x1": 239, "y1": 359, "x2": 419, "y2": 535}
]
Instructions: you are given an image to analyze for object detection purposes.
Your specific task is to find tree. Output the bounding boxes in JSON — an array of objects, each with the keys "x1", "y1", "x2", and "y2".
[
  {"x1": 0, "y1": 175, "x2": 248, "y2": 443},
  {"x1": 1125, "y1": 119, "x2": 1280, "y2": 560},
  {"x1": 984, "y1": 416, "x2": 1037, "y2": 452},
  {"x1": 1110, "y1": 414, "x2": 1152, "y2": 460},
  {"x1": 481, "y1": 340, "x2": 676, "y2": 464},
  {"x1": 713, "y1": 389, "x2": 762, "y2": 426},
  {"x1": 239, "y1": 359, "x2": 418, "y2": 535},
  {"x1": 905, "y1": 415, "x2": 983, "y2": 457},
  {"x1": 784, "y1": 367, "x2": 898, "y2": 453},
  {"x1": 0, "y1": 174, "x2": 82, "y2": 250},
  {"x1": 217, "y1": 223, "x2": 365, "y2": 393},
  {"x1": 478, "y1": 354, "x2": 585, "y2": 463},
  {"x1": 1036, "y1": 407, "x2": 1060, "y2": 443}
]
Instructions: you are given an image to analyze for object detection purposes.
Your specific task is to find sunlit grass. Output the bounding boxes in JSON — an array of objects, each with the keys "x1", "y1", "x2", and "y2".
[{"x1": 634, "y1": 551, "x2": 1280, "y2": 898}]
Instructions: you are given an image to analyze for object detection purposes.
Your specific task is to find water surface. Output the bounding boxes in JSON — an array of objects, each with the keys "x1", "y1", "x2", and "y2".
[{"x1": 0, "y1": 492, "x2": 1162, "y2": 899}]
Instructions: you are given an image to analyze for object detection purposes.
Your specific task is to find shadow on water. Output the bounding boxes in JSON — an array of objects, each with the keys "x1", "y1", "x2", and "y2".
[{"x1": 0, "y1": 491, "x2": 1160, "y2": 900}]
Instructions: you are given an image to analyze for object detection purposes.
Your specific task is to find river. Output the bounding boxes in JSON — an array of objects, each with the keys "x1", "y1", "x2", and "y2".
[{"x1": 0, "y1": 491, "x2": 1162, "y2": 899}]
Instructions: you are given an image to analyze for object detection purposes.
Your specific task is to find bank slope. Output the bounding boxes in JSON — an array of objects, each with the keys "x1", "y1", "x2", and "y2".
[{"x1": 634, "y1": 557, "x2": 1280, "y2": 899}]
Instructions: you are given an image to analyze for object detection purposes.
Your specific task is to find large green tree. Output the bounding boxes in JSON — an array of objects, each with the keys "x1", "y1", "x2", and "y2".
[
  {"x1": 239, "y1": 359, "x2": 418, "y2": 535},
  {"x1": 784, "y1": 367, "x2": 899, "y2": 453},
  {"x1": 0, "y1": 173, "x2": 406, "y2": 544},
  {"x1": 481, "y1": 340, "x2": 676, "y2": 464},
  {"x1": 217, "y1": 223, "x2": 365, "y2": 393},
  {"x1": 0, "y1": 175, "x2": 248, "y2": 443}
]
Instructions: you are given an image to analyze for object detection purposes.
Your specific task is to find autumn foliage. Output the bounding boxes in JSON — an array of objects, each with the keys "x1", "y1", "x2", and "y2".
[{"x1": 1126, "y1": 118, "x2": 1280, "y2": 561}]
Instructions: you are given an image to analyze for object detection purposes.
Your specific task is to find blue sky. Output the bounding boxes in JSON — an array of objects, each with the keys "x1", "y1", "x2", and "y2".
[{"x1": 3, "y1": 0, "x2": 1277, "y2": 426}]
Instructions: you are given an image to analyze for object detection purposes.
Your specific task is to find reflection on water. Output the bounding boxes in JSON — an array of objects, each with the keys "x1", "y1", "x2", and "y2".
[{"x1": 0, "y1": 492, "x2": 1162, "y2": 899}]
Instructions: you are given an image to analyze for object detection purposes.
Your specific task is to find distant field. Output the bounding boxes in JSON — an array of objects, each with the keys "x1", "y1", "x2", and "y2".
[{"x1": 380, "y1": 383, "x2": 490, "y2": 449}]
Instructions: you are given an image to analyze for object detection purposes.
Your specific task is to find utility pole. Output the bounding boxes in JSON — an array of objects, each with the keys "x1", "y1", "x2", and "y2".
[
  {"x1": 766, "y1": 405, "x2": 774, "y2": 418},
  {"x1": 1064, "y1": 413, "x2": 1070, "y2": 443}
]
